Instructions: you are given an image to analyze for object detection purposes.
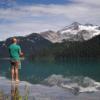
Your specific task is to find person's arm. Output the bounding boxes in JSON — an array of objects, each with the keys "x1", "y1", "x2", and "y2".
[
  {"x1": 18, "y1": 46, "x2": 24, "y2": 57},
  {"x1": 19, "y1": 50, "x2": 22, "y2": 55},
  {"x1": 18, "y1": 46, "x2": 22, "y2": 55}
]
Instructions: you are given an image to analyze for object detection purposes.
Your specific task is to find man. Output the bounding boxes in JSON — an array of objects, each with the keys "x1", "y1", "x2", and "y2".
[{"x1": 9, "y1": 38, "x2": 23, "y2": 82}]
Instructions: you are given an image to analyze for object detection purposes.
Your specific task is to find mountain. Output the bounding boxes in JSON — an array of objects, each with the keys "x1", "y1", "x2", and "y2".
[
  {"x1": 0, "y1": 33, "x2": 52, "y2": 58},
  {"x1": 40, "y1": 22, "x2": 100, "y2": 43},
  {"x1": 0, "y1": 22, "x2": 100, "y2": 59},
  {"x1": 50, "y1": 34, "x2": 100, "y2": 59},
  {"x1": 40, "y1": 30, "x2": 61, "y2": 43}
]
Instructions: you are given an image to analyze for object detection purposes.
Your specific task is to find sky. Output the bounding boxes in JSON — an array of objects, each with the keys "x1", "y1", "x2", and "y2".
[{"x1": 0, "y1": 0, "x2": 100, "y2": 40}]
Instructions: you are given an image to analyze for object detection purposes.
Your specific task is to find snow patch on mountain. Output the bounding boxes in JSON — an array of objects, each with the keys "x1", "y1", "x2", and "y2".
[
  {"x1": 40, "y1": 30, "x2": 62, "y2": 43},
  {"x1": 40, "y1": 22, "x2": 100, "y2": 43}
]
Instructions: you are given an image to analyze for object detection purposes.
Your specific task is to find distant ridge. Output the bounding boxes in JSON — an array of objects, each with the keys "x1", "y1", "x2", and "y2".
[
  {"x1": 40, "y1": 22, "x2": 100, "y2": 43},
  {"x1": 0, "y1": 22, "x2": 100, "y2": 59}
]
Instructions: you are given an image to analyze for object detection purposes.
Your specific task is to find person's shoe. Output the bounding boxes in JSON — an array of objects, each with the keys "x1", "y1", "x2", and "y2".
[{"x1": 15, "y1": 79, "x2": 20, "y2": 83}]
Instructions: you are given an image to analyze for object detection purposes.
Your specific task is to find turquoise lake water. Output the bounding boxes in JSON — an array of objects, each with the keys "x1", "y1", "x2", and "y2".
[{"x1": 0, "y1": 58, "x2": 100, "y2": 83}]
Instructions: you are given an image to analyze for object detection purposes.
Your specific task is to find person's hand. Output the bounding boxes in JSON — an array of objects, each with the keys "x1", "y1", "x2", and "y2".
[{"x1": 20, "y1": 52, "x2": 24, "y2": 57}]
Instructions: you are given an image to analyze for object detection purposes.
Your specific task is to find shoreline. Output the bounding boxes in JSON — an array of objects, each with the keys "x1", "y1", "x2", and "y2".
[{"x1": 0, "y1": 76, "x2": 100, "y2": 100}]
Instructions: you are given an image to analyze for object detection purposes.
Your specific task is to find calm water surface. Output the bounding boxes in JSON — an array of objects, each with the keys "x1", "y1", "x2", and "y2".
[{"x1": 0, "y1": 58, "x2": 100, "y2": 83}]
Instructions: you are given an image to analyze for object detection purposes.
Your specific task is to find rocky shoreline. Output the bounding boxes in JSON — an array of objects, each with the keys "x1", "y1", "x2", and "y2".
[{"x1": 0, "y1": 77, "x2": 100, "y2": 100}]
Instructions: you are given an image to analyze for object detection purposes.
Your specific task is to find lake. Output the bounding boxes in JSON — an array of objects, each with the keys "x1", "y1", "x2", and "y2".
[{"x1": 0, "y1": 58, "x2": 100, "y2": 83}]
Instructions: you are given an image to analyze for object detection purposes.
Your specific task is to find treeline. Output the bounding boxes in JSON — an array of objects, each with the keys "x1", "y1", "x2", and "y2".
[
  {"x1": 1, "y1": 34, "x2": 100, "y2": 61},
  {"x1": 28, "y1": 36, "x2": 100, "y2": 61}
]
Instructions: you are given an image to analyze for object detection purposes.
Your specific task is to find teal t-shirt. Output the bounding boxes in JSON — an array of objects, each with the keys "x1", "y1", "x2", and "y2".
[{"x1": 9, "y1": 43, "x2": 21, "y2": 61}]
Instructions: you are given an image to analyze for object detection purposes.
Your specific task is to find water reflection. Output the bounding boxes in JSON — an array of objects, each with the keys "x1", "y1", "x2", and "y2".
[
  {"x1": 11, "y1": 82, "x2": 30, "y2": 100},
  {"x1": 1, "y1": 58, "x2": 100, "y2": 83},
  {"x1": 11, "y1": 83, "x2": 22, "y2": 100}
]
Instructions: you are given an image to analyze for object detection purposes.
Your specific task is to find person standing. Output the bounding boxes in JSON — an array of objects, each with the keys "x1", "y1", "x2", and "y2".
[{"x1": 9, "y1": 38, "x2": 23, "y2": 82}]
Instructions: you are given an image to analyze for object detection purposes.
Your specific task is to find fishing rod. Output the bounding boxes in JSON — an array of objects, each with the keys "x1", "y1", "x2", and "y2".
[{"x1": 0, "y1": 57, "x2": 25, "y2": 60}]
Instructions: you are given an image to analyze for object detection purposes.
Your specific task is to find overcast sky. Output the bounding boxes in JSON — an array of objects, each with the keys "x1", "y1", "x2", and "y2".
[{"x1": 0, "y1": 0, "x2": 100, "y2": 40}]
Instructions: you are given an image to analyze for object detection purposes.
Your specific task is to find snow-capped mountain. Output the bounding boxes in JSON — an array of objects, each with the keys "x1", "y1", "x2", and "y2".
[
  {"x1": 40, "y1": 22, "x2": 100, "y2": 43},
  {"x1": 1, "y1": 25, "x2": 100, "y2": 58},
  {"x1": 40, "y1": 30, "x2": 61, "y2": 43}
]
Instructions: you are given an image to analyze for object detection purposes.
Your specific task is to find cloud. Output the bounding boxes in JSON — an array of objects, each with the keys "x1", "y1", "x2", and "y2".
[
  {"x1": 72, "y1": 0, "x2": 100, "y2": 6},
  {"x1": 0, "y1": 0, "x2": 100, "y2": 40}
]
